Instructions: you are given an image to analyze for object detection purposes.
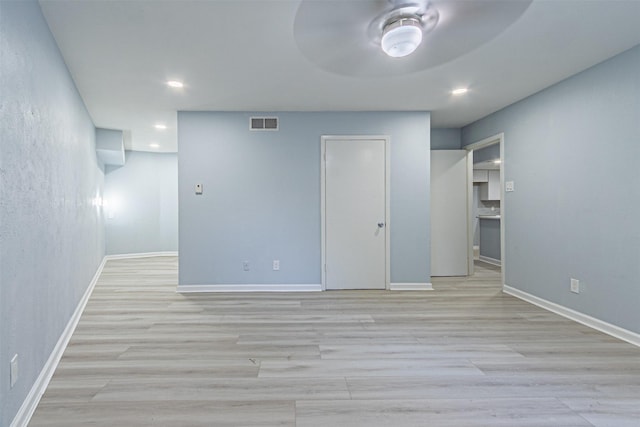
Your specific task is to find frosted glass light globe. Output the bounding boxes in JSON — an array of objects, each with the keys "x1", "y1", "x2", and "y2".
[{"x1": 381, "y1": 18, "x2": 423, "y2": 58}]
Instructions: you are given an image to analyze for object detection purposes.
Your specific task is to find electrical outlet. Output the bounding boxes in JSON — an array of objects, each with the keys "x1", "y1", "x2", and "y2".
[
  {"x1": 570, "y1": 278, "x2": 580, "y2": 294},
  {"x1": 273, "y1": 260, "x2": 280, "y2": 271},
  {"x1": 10, "y1": 354, "x2": 18, "y2": 388},
  {"x1": 242, "y1": 261, "x2": 250, "y2": 271},
  {"x1": 505, "y1": 181, "x2": 515, "y2": 192}
]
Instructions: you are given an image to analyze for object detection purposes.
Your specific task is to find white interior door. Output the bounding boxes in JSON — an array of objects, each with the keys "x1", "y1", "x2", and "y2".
[
  {"x1": 324, "y1": 137, "x2": 387, "y2": 290},
  {"x1": 431, "y1": 150, "x2": 469, "y2": 276}
]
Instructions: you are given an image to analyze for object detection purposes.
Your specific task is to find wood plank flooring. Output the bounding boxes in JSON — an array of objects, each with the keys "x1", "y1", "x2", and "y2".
[{"x1": 29, "y1": 257, "x2": 640, "y2": 426}]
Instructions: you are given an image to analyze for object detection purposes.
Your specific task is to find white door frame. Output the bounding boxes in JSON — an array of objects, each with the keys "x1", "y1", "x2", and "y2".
[
  {"x1": 320, "y1": 135, "x2": 391, "y2": 291},
  {"x1": 464, "y1": 133, "x2": 505, "y2": 286}
]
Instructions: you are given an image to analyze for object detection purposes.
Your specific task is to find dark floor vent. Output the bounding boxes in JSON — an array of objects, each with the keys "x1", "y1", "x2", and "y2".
[{"x1": 250, "y1": 117, "x2": 279, "y2": 131}]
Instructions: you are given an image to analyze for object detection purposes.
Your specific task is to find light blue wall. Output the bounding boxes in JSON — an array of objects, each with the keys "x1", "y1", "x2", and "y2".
[
  {"x1": 178, "y1": 111, "x2": 431, "y2": 286},
  {"x1": 0, "y1": 1, "x2": 105, "y2": 425},
  {"x1": 473, "y1": 143, "x2": 500, "y2": 163},
  {"x1": 96, "y1": 128, "x2": 125, "y2": 166},
  {"x1": 431, "y1": 128, "x2": 461, "y2": 150},
  {"x1": 462, "y1": 45, "x2": 640, "y2": 333},
  {"x1": 105, "y1": 151, "x2": 178, "y2": 255}
]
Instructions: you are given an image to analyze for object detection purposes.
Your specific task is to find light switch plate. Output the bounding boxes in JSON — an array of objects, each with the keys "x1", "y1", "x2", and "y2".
[
  {"x1": 505, "y1": 181, "x2": 514, "y2": 192},
  {"x1": 570, "y1": 278, "x2": 580, "y2": 294}
]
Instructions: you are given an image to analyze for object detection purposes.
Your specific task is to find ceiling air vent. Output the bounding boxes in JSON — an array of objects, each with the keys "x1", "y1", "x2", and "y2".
[{"x1": 250, "y1": 117, "x2": 279, "y2": 131}]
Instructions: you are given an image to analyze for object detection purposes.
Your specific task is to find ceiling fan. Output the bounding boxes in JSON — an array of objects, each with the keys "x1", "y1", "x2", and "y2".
[{"x1": 294, "y1": 0, "x2": 532, "y2": 78}]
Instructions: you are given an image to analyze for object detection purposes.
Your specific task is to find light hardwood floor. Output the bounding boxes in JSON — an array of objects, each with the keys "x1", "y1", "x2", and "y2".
[{"x1": 30, "y1": 257, "x2": 640, "y2": 426}]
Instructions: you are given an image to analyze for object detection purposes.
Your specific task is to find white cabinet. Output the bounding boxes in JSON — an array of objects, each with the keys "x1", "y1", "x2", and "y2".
[
  {"x1": 479, "y1": 170, "x2": 500, "y2": 201},
  {"x1": 473, "y1": 170, "x2": 488, "y2": 183}
]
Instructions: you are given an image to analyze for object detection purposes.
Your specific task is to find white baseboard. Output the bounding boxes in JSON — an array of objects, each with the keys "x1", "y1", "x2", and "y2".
[
  {"x1": 390, "y1": 282, "x2": 433, "y2": 291},
  {"x1": 177, "y1": 283, "x2": 323, "y2": 293},
  {"x1": 105, "y1": 251, "x2": 178, "y2": 260},
  {"x1": 503, "y1": 285, "x2": 640, "y2": 348},
  {"x1": 10, "y1": 257, "x2": 108, "y2": 427},
  {"x1": 479, "y1": 255, "x2": 501, "y2": 266}
]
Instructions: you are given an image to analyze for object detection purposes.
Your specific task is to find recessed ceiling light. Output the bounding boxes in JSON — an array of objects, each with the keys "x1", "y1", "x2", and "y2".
[
  {"x1": 154, "y1": 124, "x2": 167, "y2": 130},
  {"x1": 166, "y1": 80, "x2": 183, "y2": 88},
  {"x1": 149, "y1": 143, "x2": 160, "y2": 149},
  {"x1": 493, "y1": 159, "x2": 502, "y2": 164},
  {"x1": 452, "y1": 87, "x2": 468, "y2": 95}
]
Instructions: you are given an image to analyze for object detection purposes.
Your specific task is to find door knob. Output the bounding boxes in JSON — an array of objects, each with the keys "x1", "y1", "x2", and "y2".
[{"x1": 377, "y1": 222, "x2": 385, "y2": 228}]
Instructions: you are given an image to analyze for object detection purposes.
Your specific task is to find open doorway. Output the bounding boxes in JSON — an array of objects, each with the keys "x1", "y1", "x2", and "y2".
[{"x1": 464, "y1": 134, "x2": 505, "y2": 285}]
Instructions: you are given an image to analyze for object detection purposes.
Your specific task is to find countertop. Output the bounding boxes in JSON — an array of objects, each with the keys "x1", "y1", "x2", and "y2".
[{"x1": 478, "y1": 215, "x2": 501, "y2": 220}]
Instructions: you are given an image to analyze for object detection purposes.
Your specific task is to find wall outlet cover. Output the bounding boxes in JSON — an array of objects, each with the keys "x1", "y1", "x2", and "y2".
[{"x1": 505, "y1": 181, "x2": 515, "y2": 192}]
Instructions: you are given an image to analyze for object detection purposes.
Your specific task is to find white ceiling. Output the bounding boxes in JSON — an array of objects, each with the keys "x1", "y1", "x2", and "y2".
[{"x1": 39, "y1": 0, "x2": 640, "y2": 153}]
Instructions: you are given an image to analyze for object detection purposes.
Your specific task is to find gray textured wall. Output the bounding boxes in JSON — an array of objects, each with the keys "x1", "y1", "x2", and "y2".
[
  {"x1": 178, "y1": 111, "x2": 431, "y2": 286},
  {"x1": 462, "y1": 46, "x2": 640, "y2": 333},
  {"x1": 105, "y1": 151, "x2": 178, "y2": 255},
  {"x1": 0, "y1": 2, "x2": 105, "y2": 425}
]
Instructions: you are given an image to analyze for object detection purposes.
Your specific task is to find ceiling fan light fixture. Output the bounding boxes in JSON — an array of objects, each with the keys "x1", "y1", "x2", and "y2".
[{"x1": 381, "y1": 17, "x2": 423, "y2": 58}]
